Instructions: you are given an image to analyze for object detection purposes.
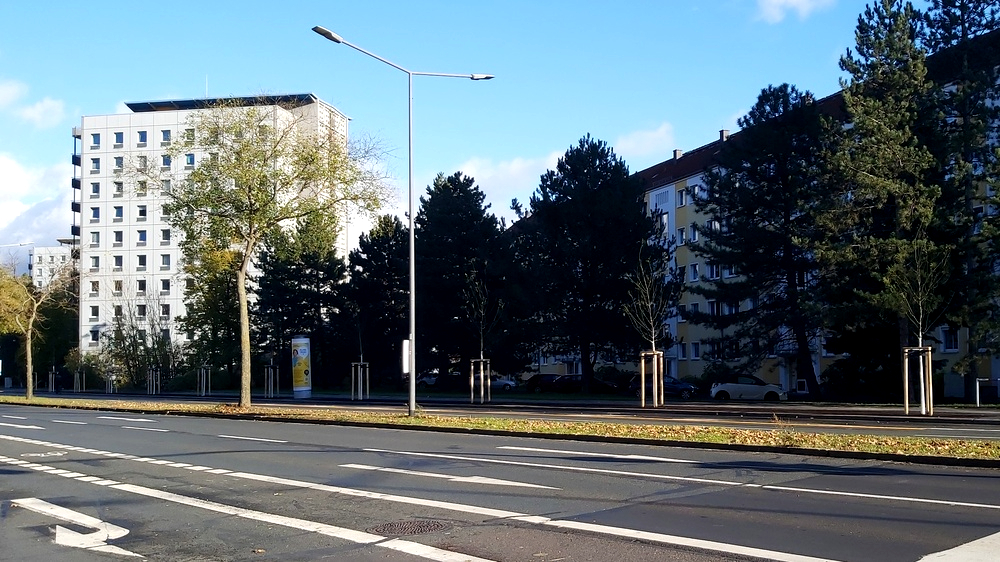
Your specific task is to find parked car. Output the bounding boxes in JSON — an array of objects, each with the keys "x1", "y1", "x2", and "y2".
[
  {"x1": 710, "y1": 375, "x2": 787, "y2": 401},
  {"x1": 490, "y1": 375, "x2": 518, "y2": 391},
  {"x1": 628, "y1": 375, "x2": 699, "y2": 400},
  {"x1": 525, "y1": 374, "x2": 564, "y2": 393}
]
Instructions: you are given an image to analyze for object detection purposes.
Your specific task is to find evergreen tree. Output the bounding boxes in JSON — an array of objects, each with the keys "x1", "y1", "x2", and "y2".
[
  {"x1": 415, "y1": 172, "x2": 501, "y2": 377},
  {"x1": 179, "y1": 246, "x2": 241, "y2": 385},
  {"x1": 691, "y1": 84, "x2": 837, "y2": 397},
  {"x1": 512, "y1": 135, "x2": 654, "y2": 390},
  {"x1": 924, "y1": 0, "x2": 1000, "y2": 391},
  {"x1": 254, "y1": 212, "x2": 349, "y2": 388},
  {"x1": 825, "y1": 0, "x2": 944, "y2": 394},
  {"x1": 347, "y1": 214, "x2": 408, "y2": 387}
]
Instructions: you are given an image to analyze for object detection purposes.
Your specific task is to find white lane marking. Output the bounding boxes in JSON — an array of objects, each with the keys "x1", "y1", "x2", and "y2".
[
  {"x1": 366, "y1": 448, "x2": 739, "y2": 486},
  {"x1": 98, "y1": 416, "x2": 155, "y2": 423},
  {"x1": 920, "y1": 529, "x2": 1000, "y2": 561},
  {"x1": 546, "y1": 519, "x2": 837, "y2": 562},
  {"x1": 52, "y1": 420, "x2": 87, "y2": 425},
  {"x1": 0, "y1": 421, "x2": 44, "y2": 430},
  {"x1": 21, "y1": 451, "x2": 66, "y2": 458},
  {"x1": 0, "y1": 450, "x2": 835, "y2": 562},
  {"x1": 217, "y1": 434, "x2": 287, "y2": 443},
  {"x1": 340, "y1": 463, "x2": 560, "y2": 490},
  {"x1": 1, "y1": 455, "x2": 494, "y2": 562},
  {"x1": 2, "y1": 415, "x2": 27, "y2": 419},
  {"x1": 762, "y1": 484, "x2": 1000, "y2": 511},
  {"x1": 367, "y1": 447, "x2": 1000, "y2": 511},
  {"x1": 121, "y1": 426, "x2": 169, "y2": 433},
  {"x1": 12, "y1": 497, "x2": 142, "y2": 558},
  {"x1": 498, "y1": 446, "x2": 698, "y2": 464}
]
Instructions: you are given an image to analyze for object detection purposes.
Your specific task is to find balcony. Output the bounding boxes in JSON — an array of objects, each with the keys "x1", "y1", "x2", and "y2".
[
  {"x1": 72, "y1": 154, "x2": 81, "y2": 167},
  {"x1": 70, "y1": 225, "x2": 80, "y2": 237},
  {"x1": 72, "y1": 178, "x2": 81, "y2": 189},
  {"x1": 71, "y1": 201, "x2": 80, "y2": 213}
]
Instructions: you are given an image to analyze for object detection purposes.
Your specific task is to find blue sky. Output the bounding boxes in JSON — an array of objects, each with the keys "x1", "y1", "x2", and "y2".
[{"x1": 0, "y1": 0, "x2": 872, "y2": 262}]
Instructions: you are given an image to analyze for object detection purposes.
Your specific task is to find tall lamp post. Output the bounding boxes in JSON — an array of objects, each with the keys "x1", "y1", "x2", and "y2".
[{"x1": 312, "y1": 25, "x2": 493, "y2": 416}]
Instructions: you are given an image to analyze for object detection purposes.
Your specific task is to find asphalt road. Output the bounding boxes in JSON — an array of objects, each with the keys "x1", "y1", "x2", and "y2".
[{"x1": 2, "y1": 404, "x2": 999, "y2": 561}]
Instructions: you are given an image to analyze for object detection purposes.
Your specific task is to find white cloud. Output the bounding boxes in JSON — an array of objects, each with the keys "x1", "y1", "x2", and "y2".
[
  {"x1": 0, "y1": 154, "x2": 72, "y2": 244},
  {"x1": 456, "y1": 151, "x2": 562, "y2": 225},
  {"x1": 0, "y1": 79, "x2": 28, "y2": 108},
  {"x1": 614, "y1": 122, "x2": 676, "y2": 171},
  {"x1": 757, "y1": 0, "x2": 835, "y2": 24},
  {"x1": 16, "y1": 97, "x2": 66, "y2": 129}
]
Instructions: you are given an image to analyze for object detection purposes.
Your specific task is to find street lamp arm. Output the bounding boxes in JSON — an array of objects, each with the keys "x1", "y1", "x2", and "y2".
[{"x1": 313, "y1": 26, "x2": 494, "y2": 81}]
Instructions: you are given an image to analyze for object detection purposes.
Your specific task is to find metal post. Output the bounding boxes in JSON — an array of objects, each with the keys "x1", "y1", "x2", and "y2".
[
  {"x1": 48, "y1": 367, "x2": 55, "y2": 393},
  {"x1": 639, "y1": 354, "x2": 646, "y2": 408},
  {"x1": 351, "y1": 362, "x2": 369, "y2": 400}
]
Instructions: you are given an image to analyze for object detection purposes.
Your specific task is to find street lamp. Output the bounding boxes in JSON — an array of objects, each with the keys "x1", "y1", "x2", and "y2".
[{"x1": 313, "y1": 25, "x2": 493, "y2": 416}]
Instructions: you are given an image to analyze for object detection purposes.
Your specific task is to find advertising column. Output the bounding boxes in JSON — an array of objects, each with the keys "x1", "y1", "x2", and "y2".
[{"x1": 291, "y1": 336, "x2": 312, "y2": 399}]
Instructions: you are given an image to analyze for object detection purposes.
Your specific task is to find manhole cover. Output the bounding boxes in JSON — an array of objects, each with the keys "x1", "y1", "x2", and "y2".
[{"x1": 367, "y1": 520, "x2": 451, "y2": 536}]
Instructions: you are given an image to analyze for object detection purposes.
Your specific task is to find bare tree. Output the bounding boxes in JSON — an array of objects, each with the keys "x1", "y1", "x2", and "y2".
[{"x1": 622, "y1": 242, "x2": 682, "y2": 353}]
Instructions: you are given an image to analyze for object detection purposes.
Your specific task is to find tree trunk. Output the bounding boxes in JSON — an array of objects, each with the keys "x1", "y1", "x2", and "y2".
[
  {"x1": 237, "y1": 261, "x2": 252, "y2": 408},
  {"x1": 25, "y1": 328, "x2": 34, "y2": 400}
]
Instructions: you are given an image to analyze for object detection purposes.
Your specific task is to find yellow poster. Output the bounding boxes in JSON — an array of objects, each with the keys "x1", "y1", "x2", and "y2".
[{"x1": 291, "y1": 337, "x2": 311, "y2": 397}]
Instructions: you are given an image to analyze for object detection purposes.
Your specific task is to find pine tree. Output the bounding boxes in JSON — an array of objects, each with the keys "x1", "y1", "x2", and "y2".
[
  {"x1": 415, "y1": 172, "x2": 501, "y2": 376},
  {"x1": 512, "y1": 135, "x2": 655, "y2": 390},
  {"x1": 827, "y1": 0, "x2": 944, "y2": 393},
  {"x1": 347, "y1": 214, "x2": 408, "y2": 386},
  {"x1": 924, "y1": 0, "x2": 1000, "y2": 391},
  {"x1": 691, "y1": 84, "x2": 837, "y2": 397}
]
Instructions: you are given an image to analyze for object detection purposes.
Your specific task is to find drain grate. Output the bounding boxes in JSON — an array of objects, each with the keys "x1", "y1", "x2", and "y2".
[{"x1": 367, "y1": 520, "x2": 451, "y2": 536}]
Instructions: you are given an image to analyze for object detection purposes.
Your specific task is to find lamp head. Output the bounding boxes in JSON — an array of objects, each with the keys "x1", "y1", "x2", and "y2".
[
  {"x1": 470, "y1": 74, "x2": 494, "y2": 81},
  {"x1": 312, "y1": 26, "x2": 343, "y2": 44}
]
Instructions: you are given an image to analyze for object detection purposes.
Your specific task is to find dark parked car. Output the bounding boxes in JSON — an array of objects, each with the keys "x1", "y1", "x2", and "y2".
[
  {"x1": 525, "y1": 374, "x2": 564, "y2": 393},
  {"x1": 628, "y1": 375, "x2": 699, "y2": 400},
  {"x1": 525, "y1": 374, "x2": 618, "y2": 394}
]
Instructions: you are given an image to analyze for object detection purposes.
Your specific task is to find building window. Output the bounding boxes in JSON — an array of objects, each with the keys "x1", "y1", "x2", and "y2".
[
  {"x1": 677, "y1": 227, "x2": 686, "y2": 245},
  {"x1": 90, "y1": 133, "x2": 100, "y2": 147},
  {"x1": 161, "y1": 155, "x2": 171, "y2": 169},
  {"x1": 137, "y1": 279, "x2": 146, "y2": 295},
  {"x1": 691, "y1": 342, "x2": 701, "y2": 360},
  {"x1": 678, "y1": 342, "x2": 687, "y2": 359},
  {"x1": 113, "y1": 279, "x2": 123, "y2": 295},
  {"x1": 89, "y1": 256, "x2": 99, "y2": 270},
  {"x1": 162, "y1": 179, "x2": 171, "y2": 192},
  {"x1": 185, "y1": 153, "x2": 195, "y2": 168},
  {"x1": 708, "y1": 263, "x2": 721, "y2": 280},
  {"x1": 137, "y1": 254, "x2": 147, "y2": 271},
  {"x1": 161, "y1": 129, "x2": 171, "y2": 144},
  {"x1": 113, "y1": 230, "x2": 123, "y2": 246},
  {"x1": 690, "y1": 263, "x2": 699, "y2": 282},
  {"x1": 161, "y1": 278, "x2": 170, "y2": 294},
  {"x1": 690, "y1": 223, "x2": 699, "y2": 243},
  {"x1": 89, "y1": 231, "x2": 100, "y2": 247},
  {"x1": 89, "y1": 329, "x2": 100, "y2": 344},
  {"x1": 91, "y1": 158, "x2": 100, "y2": 173},
  {"x1": 160, "y1": 329, "x2": 170, "y2": 341},
  {"x1": 114, "y1": 131, "x2": 124, "y2": 146},
  {"x1": 137, "y1": 229, "x2": 147, "y2": 245},
  {"x1": 113, "y1": 181, "x2": 124, "y2": 197},
  {"x1": 137, "y1": 155, "x2": 147, "y2": 171},
  {"x1": 137, "y1": 205, "x2": 147, "y2": 221},
  {"x1": 160, "y1": 304, "x2": 170, "y2": 319},
  {"x1": 677, "y1": 303, "x2": 687, "y2": 321},
  {"x1": 677, "y1": 188, "x2": 687, "y2": 207},
  {"x1": 160, "y1": 229, "x2": 170, "y2": 244},
  {"x1": 137, "y1": 304, "x2": 147, "y2": 318},
  {"x1": 689, "y1": 302, "x2": 700, "y2": 315},
  {"x1": 114, "y1": 305, "x2": 123, "y2": 318},
  {"x1": 89, "y1": 280, "x2": 99, "y2": 296},
  {"x1": 710, "y1": 300, "x2": 723, "y2": 317},
  {"x1": 114, "y1": 156, "x2": 124, "y2": 170},
  {"x1": 113, "y1": 206, "x2": 123, "y2": 222},
  {"x1": 160, "y1": 254, "x2": 170, "y2": 270},
  {"x1": 90, "y1": 207, "x2": 99, "y2": 222},
  {"x1": 90, "y1": 182, "x2": 100, "y2": 198},
  {"x1": 137, "y1": 180, "x2": 147, "y2": 196},
  {"x1": 113, "y1": 255, "x2": 123, "y2": 271},
  {"x1": 89, "y1": 305, "x2": 99, "y2": 320},
  {"x1": 943, "y1": 327, "x2": 959, "y2": 352},
  {"x1": 137, "y1": 130, "x2": 147, "y2": 145},
  {"x1": 184, "y1": 128, "x2": 194, "y2": 141}
]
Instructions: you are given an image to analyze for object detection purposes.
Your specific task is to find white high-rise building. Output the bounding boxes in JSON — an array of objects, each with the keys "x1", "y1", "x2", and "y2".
[
  {"x1": 71, "y1": 94, "x2": 350, "y2": 354},
  {"x1": 27, "y1": 242, "x2": 74, "y2": 288}
]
